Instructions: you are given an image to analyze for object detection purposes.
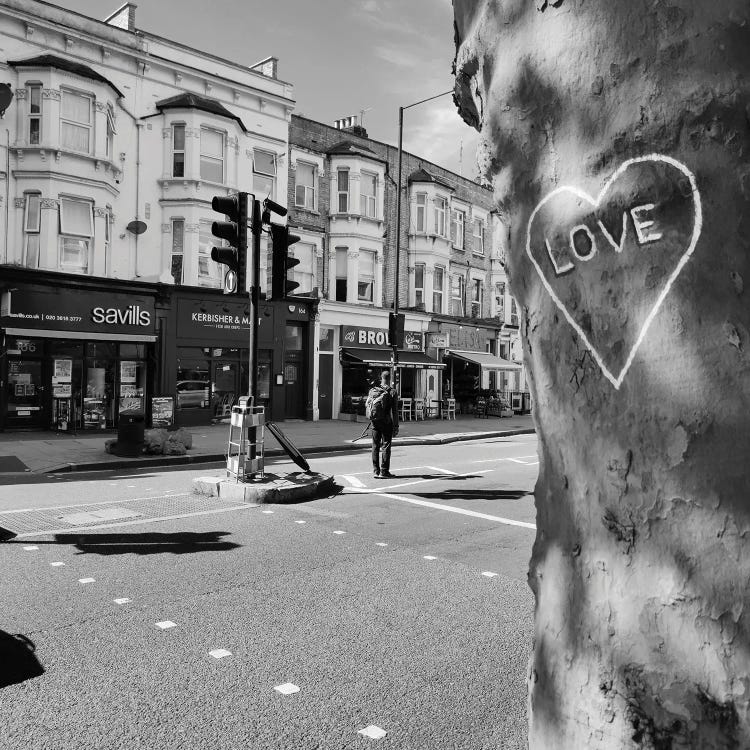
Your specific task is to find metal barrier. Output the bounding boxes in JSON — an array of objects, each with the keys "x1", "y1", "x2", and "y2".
[{"x1": 226, "y1": 401, "x2": 265, "y2": 482}]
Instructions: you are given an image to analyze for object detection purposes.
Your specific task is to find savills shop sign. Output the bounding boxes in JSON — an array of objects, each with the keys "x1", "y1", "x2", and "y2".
[{"x1": 1, "y1": 288, "x2": 156, "y2": 335}]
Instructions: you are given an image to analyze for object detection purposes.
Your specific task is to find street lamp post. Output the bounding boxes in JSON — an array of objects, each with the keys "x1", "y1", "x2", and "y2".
[{"x1": 390, "y1": 90, "x2": 454, "y2": 388}]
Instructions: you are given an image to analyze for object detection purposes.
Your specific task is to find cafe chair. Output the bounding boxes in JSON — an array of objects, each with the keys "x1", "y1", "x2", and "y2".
[
  {"x1": 441, "y1": 398, "x2": 456, "y2": 420},
  {"x1": 413, "y1": 398, "x2": 425, "y2": 421},
  {"x1": 399, "y1": 398, "x2": 413, "y2": 421}
]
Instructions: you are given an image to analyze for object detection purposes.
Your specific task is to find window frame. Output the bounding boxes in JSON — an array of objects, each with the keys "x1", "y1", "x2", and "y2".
[
  {"x1": 171, "y1": 218, "x2": 185, "y2": 285},
  {"x1": 415, "y1": 192, "x2": 426, "y2": 232},
  {"x1": 470, "y1": 278, "x2": 483, "y2": 318},
  {"x1": 198, "y1": 218, "x2": 222, "y2": 286},
  {"x1": 253, "y1": 148, "x2": 277, "y2": 199},
  {"x1": 432, "y1": 266, "x2": 444, "y2": 314},
  {"x1": 414, "y1": 262, "x2": 425, "y2": 307},
  {"x1": 27, "y1": 83, "x2": 42, "y2": 145},
  {"x1": 294, "y1": 162, "x2": 316, "y2": 210},
  {"x1": 105, "y1": 106, "x2": 116, "y2": 161},
  {"x1": 473, "y1": 217, "x2": 485, "y2": 255},
  {"x1": 357, "y1": 249, "x2": 376, "y2": 303},
  {"x1": 23, "y1": 192, "x2": 41, "y2": 269},
  {"x1": 337, "y1": 169, "x2": 350, "y2": 213},
  {"x1": 335, "y1": 246, "x2": 348, "y2": 302},
  {"x1": 434, "y1": 196, "x2": 447, "y2": 237},
  {"x1": 360, "y1": 171, "x2": 377, "y2": 219},
  {"x1": 60, "y1": 88, "x2": 93, "y2": 154},
  {"x1": 172, "y1": 123, "x2": 186, "y2": 178},
  {"x1": 58, "y1": 196, "x2": 94, "y2": 274},
  {"x1": 451, "y1": 273, "x2": 465, "y2": 317},
  {"x1": 292, "y1": 241, "x2": 315, "y2": 294},
  {"x1": 451, "y1": 209, "x2": 466, "y2": 250},
  {"x1": 199, "y1": 126, "x2": 225, "y2": 184}
]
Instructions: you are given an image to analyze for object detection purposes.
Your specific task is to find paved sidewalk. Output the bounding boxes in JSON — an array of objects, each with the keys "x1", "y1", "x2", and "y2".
[{"x1": 0, "y1": 413, "x2": 536, "y2": 475}]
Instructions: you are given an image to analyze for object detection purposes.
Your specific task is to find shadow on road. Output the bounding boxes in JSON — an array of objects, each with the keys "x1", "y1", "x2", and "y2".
[
  {"x1": 47, "y1": 531, "x2": 241, "y2": 556},
  {"x1": 413, "y1": 489, "x2": 531, "y2": 501},
  {"x1": 0, "y1": 631, "x2": 45, "y2": 688}
]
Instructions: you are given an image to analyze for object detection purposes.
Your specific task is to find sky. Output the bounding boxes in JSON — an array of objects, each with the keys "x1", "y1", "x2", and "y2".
[{"x1": 59, "y1": 0, "x2": 481, "y2": 178}]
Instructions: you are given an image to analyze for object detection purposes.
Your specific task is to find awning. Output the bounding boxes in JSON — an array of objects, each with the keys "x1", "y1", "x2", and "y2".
[
  {"x1": 341, "y1": 347, "x2": 445, "y2": 369},
  {"x1": 445, "y1": 350, "x2": 522, "y2": 370}
]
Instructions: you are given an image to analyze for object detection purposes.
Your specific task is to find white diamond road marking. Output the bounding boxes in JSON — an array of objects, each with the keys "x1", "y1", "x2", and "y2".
[
  {"x1": 295, "y1": 520, "x2": 306, "y2": 524},
  {"x1": 209, "y1": 649, "x2": 232, "y2": 659},
  {"x1": 482, "y1": 571, "x2": 499, "y2": 578},
  {"x1": 274, "y1": 683, "x2": 300, "y2": 695},
  {"x1": 262, "y1": 510, "x2": 274, "y2": 514},
  {"x1": 358, "y1": 725, "x2": 387, "y2": 740},
  {"x1": 341, "y1": 474, "x2": 365, "y2": 488},
  {"x1": 156, "y1": 621, "x2": 177, "y2": 629},
  {"x1": 23, "y1": 545, "x2": 39, "y2": 551},
  {"x1": 423, "y1": 556, "x2": 437, "y2": 561},
  {"x1": 114, "y1": 598, "x2": 131, "y2": 605},
  {"x1": 50, "y1": 562, "x2": 65, "y2": 567},
  {"x1": 333, "y1": 530, "x2": 346, "y2": 535},
  {"x1": 78, "y1": 578, "x2": 95, "y2": 584}
]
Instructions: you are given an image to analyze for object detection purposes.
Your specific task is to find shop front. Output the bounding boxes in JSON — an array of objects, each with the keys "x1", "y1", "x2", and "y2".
[{"x1": 1, "y1": 282, "x2": 157, "y2": 431}]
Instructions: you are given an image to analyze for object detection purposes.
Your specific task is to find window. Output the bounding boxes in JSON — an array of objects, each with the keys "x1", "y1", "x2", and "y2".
[
  {"x1": 198, "y1": 219, "x2": 221, "y2": 286},
  {"x1": 337, "y1": 169, "x2": 349, "y2": 212},
  {"x1": 171, "y1": 219, "x2": 184, "y2": 285},
  {"x1": 473, "y1": 218, "x2": 485, "y2": 254},
  {"x1": 360, "y1": 172, "x2": 377, "y2": 218},
  {"x1": 61, "y1": 90, "x2": 92, "y2": 153},
  {"x1": 434, "y1": 196, "x2": 447, "y2": 237},
  {"x1": 415, "y1": 193, "x2": 426, "y2": 232},
  {"x1": 104, "y1": 208, "x2": 111, "y2": 275},
  {"x1": 200, "y1": 127, "x2": 224, "y2": 183},
  {"x1": 414, "y1": 263, "x2": 425, "y2": 307},
  {"x1": 105, "y1": 106, "x2": 116, "y2": 160},
  {"x1": 295, "y1": 163, "x2": 315, "y2": 210},
  {"x1": 253, "y1": 149, "x2": 276, "y2": 198},
  {"x1": 335, "y1": 247, "x2": 348, "y2": 301},
  {"x1": 432, "y1": 266, "x2": 444, "y2": 313},
  {"x1": 470, "y1": 278, "x2": 483, "y2": 318},
  {"x1": 358, "y1": 250, "x2": 375, "y2": 303},
  {"x1": 24, "y1": 193, "x2": 41, "y2": 268},
  {"x1": 293, "y1": 242, "x2": 315, "y2": 294},
  {"x1": 59, "y1": 197, "x2": 93, "y2": 273},
  {"x1": 510, "y1": 297, "x2": 519, "y2": 327},
  {"x1": 451, "y1": 209, "x2": 466, "y2": 249},
  {"x1": 172, "y1": 124, "x2": 185, "y2": 177},
  {"x1": 451, "y1": 274, "x2": 465, "y2": 316},
  {"x1": 495, "y1": 281, "x2": 506, "y2": 320},
  {"x1": 28, "y1": 84, "x2": 41, "y2": 145}
]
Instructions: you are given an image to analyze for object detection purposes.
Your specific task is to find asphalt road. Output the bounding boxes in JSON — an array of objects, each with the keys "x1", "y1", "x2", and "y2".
[{"x1": 0, "y1": 435, "x2": 539, "y2": 750}]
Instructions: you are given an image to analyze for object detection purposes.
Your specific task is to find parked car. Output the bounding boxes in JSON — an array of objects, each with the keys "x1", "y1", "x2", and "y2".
[{"x1": 176, "y1": 380, "x2": 209, "y2": 409}]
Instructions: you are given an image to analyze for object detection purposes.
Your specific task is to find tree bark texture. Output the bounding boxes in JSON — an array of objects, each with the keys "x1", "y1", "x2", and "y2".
[{"x1": 452, "y1": 1, "x2": 750, "y2": 747}]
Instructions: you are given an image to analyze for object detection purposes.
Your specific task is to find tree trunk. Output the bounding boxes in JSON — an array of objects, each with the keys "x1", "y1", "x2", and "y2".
[{"x1": 452, "y1": 1, "x2": 750, "y2": 747}]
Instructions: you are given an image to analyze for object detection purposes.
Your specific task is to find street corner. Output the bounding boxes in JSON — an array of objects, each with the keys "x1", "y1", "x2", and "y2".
[{"x1": 192, "y1": 472, "x2": 335, "y2": 505}]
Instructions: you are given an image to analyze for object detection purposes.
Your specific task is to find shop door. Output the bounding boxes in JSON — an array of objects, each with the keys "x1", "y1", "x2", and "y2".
[
  {"x1": 318, "y1": 354, "x2": 333, "y2": 420},
  {"x1": 6, "y1": 358, "x2": 46, "y2": 427},
  {"x1": 284, "y1": 351, "x2": 305, "y2": 419},
  {"x1": 212, "y1": 360, "x2": 238, "y2": 418}
]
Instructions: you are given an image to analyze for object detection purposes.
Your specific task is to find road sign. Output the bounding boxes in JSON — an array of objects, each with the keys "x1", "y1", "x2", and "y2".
[{"x1": 224, "y1": 269, "x2": 237, "y2": 294}]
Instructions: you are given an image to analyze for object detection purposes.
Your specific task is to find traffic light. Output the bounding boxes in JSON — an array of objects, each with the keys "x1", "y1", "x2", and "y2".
[
  {"x1": 270, "y1": 223, "x2": 301, "y2": 300},
  {"x1": 389, "y1": 312, "x2": 405, "y2": 347},
  {"x1": 210, "y1": 192, "x2": 248, "y2": 295}
]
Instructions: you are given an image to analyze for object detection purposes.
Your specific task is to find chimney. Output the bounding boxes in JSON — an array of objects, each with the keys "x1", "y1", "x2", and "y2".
[
  {"x1": 333, "y1": 115, "x2": 368, "y2": 138},
  {"x1": 104, "y1": 3, "x2": 137, "y2": 32}
]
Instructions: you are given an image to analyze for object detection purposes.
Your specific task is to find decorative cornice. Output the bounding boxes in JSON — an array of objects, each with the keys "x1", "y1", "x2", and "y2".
[
  {"x1": 347, "y1": 250, "x2": 359, "y2": 259},
  {"x1": 42, "y1": 89, "x2": 61, "y2": 101},
  {"x1": 15, "y1": 88, "x2": 27, "y2": 100},
  {"x1": 185, "y1": 223, "x2": 200, "y2": 233},
  {"x1": 14, "y1": 197, "x2": 25, "y2": 208},
  {"x1": 41, "y1": 199, "x2": 58, "y2": 209},
  {"x1": 94, "y1": 101, "x2": 108, "y2": 112},
  {"x1": 161, "y1": 223, "x2": 171, "y2": 233},
  {"x1": 93, "y1": 207, "x2": 108, "y2": 218}
]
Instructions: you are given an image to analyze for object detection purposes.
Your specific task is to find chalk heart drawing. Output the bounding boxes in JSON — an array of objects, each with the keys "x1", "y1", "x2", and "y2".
[{"x1": 526, "y1": 154, "x2": 702, "y2": 389}]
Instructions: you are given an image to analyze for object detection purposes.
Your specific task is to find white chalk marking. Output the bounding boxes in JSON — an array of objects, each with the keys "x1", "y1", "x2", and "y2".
[
  {"x1": 526, "y1": 154, "x2": 702, "y2": 389},
  {"x1": 333, "y1": 530, "x2": 346, "y2": 535},
  {"x1": 156, "y1": 620, "x2": 177, "y2": 629},
  {"x1": 50, "y1": 561, "x2": 65, "y2": 567},
  {"x1": 261, "y1": 510, "x2": 274, "y2": 514},
  {"x1": 295, "y1": 520, "x2": 306, "y2": 524},
  {"x1": 424, "y1": 465, "x2": 458, "y2": 475},
  {"x1": 358, "y1": 725, "x2": 387, "y2": 740},
  {"x1": 482, "y1": 571, "x2": 499, "y2": 578},
  {"x1": 341, "y1": 474, "x2": 365, "y2": 487},
  {"x1": 209, "y1": 649, "x2": 232, "y2": 659},
  {"x1": 274, "y1": 683, "x2": 300, "y2": 695},
  {"x1": 423, "y1": 555, "x2": 437, "y2": 561},
  {"x1": 376, "y1": 542, "x2": 388, "y2": 547},
  {"x1": 569, "y1": 223, "x2": 598, "y2": 261},
  {"x1": 114, "y1": 598, "x2": 131, "y2": 605},
  {"x1": 23, "y1": 545, "x2": 39, "y2": 551},
  {"x1": 78, "y1": 578, "x2": 95, "y2": 584}
]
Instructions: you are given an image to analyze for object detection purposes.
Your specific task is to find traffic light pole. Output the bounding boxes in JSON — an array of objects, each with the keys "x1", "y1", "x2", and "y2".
[{"x1": 249, "y1": 198, "x2": 262, "y2": 462}]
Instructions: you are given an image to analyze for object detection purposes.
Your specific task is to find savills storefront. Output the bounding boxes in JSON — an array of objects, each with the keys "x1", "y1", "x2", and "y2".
[{"x1": 0, "y1": 275, "x2": 158, "y2": 430}]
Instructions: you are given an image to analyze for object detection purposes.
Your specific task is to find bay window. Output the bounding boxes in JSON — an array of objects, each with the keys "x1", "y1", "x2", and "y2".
[
  {"x1": 253, "y1": 149, "x2": 277, "y2": 198},
  {"x1": 24, "y1": 192, "x2": 41, "y2": 268},
  {"x1": 360, "y1": 172, "x2": 377, "y2": 218},
  {"x1": 451, "y1": 274, "x2": 465, "y2": 316},
  {"x1": 171, "y1": 219, "x2": 185, "y2": 285},
  {"x1": 434, "y1": 196, "x2": 447, "y2": 237},
  {"x1": 28, "y1": 84, "x2": 41, "y2": 145},
  {"x1": 358, "y1": 250, "x2": 375, "y2": 303},
  {"x1": 415, "y1": 193, "x2": 426, "y2": 232},
  {"x1": 293, "y1": 242, "x2": 315, "y2": 294},
  {"x1": 200, "y1": 127, "x2": 224, "y2": 183},
  {"x1": 451, "y1": 209, "x2": 466, "y2": 250},
  {"x1": 59, "y1": 197, "x2": 93, "y2": 273},
  {"x1": 61, "y1": 89, "x2": 92, "y2": 153},
  {"x1": 471, "y1": 278, "x2": 483, "y2": 318},
  {"x1": 172, "y1": 124, "x2": 185, "y2": 177},
  {"x1": 473, "y1": 218, "x2": 485, "y2": 254},
  {"x1": 295, "y1": 162, "x2": 316, "y2": 210},
  {"x1": 414, "y1": 263, "x2": 425, "y2": 307},
  {"x1": 433, "y1": 267, "x2": 444, "y2": 313},
  {"x1": 198, "y1": 219, "x2": 221, "y2": 286},
  {"x1": 337, "y1": 169, "x2": 349, "y2": 212},
  {"x1": 335, "y1": 247, "x2": 348, "y2": 301}
]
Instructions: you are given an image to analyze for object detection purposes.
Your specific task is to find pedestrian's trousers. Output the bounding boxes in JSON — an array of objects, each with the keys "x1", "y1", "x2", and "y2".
[{"x1": 371, "y1": 421, "x2": 393, "y2": 472}]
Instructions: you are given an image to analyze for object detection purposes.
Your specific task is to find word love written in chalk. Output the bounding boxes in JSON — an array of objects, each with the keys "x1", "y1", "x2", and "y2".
[{"x1": 526, "y1": 154, "x2": 702, "y2": 389}]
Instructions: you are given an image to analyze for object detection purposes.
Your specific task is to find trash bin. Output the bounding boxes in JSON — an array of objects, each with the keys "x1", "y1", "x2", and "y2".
[{"x1": 116, "y1": 410, "x2": 145, "y2": 457}]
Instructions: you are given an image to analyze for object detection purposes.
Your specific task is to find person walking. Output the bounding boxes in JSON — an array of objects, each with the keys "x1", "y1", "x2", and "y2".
[{"x1": 366, "y1": 369, "x2": 399, "y2": 478}]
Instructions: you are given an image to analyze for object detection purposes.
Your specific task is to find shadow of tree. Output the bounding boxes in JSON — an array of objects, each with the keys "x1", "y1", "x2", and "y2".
[
  {"x1": 414, "y1": 489, "x2": 531, "y2": 501},
  {"x1": 0, "y1": 631, "x2": 44, "y2": 688},
  {"x1": 47, "y1": 531, "x2": 241, "y2": 556}
]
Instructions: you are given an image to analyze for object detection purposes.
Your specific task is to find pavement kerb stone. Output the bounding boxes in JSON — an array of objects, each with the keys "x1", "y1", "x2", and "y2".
[
  {"x1": 39, "y1": 427, "x2": 535, "y2": 474},
  {"x1": 193, "y1": 472, "x2": 334, "y2": 504}
]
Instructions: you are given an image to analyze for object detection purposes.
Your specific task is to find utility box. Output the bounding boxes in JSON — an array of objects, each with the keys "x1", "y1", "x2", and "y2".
[{"x1": 226, "y1": 402, "x2": 265, "y2": 481}]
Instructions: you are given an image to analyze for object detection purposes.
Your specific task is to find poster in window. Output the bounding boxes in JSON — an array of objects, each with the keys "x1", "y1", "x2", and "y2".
[
  {"x1": 151, "y1": 396, "x2": 174, "y2": 427},
  {"x1": 83, "y1": 398, "x2": 106, "y2": 428},
  {"x1": 53, "y1": 383, "x2": 72, "y2": 398},
  {"x1": 53, "y1": 358, "x2": 72, "y2": 384},
  {"x1": 120, "y1": 360, "x2": 137, "y2": 384}
]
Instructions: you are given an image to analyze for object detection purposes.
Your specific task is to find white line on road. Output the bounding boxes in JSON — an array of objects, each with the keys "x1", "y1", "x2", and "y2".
[
  {"x1": 209, "y1": 649, "x2": 232, "y2": 659},
  {"x1": 341, "y1": 474, "x2": 365, "y2": 487},
  {"x1": 358, "y1": 726, "x2": 387, "y2": 740},
  {"x1": 507, "y1": 458, "x2": 536, "y2": 465},
  {"x1": 156, "y1": 621, "x2": 177, "y2": 629},
  {"x1": 78, "y1": 578, "x2": 95, "y2": 584},
  {"x1": 274, "y1": 683, "x2": 300, "y2": 695},
  {"x1": 424, "y1": 466, "x2": 458, "y2": 475},
  {"x1": 114, "y1": 598, "x2": 131, "y2": 605},
  {"x1": 367, "y1": 468, "x2": 493, "y2": 493},
  {"x1": 423, "y1": 555, "x2": 437, "y2": 560},
  {"x1": 333, "y1": 530, "x2": 346, "y2": 535},
  {"x1": 482, "y1": 571, "x2": 499, "y2": 578},
  {"x1": 50, "y1": 562, "x2": 65, "y2": 567},
  {"x1": 376, "y1": 542, "x2": 388, "y2": 546},
  {"x1": 365, "y1": 491, "x2": 537, "y2": 530},
  {"x1": 472, "y1": 454, "x2": 538, "y2": 464},
  {"x1": 23, "y1": 545, "x2": 39, "y2": 551}
]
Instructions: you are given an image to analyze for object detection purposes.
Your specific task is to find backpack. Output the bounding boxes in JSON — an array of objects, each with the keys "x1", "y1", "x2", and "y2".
[{"x1": 365, "y1": 387, "x2": 389, "y2": 421}]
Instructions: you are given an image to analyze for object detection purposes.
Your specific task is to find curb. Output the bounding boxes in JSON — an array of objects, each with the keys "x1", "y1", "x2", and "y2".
[
  {"x1": 193, "y1": 472, "x2": 334, "y2": 504},
  {"x1": 40, "y1": 427, "x2": 535, "y2": 475}
]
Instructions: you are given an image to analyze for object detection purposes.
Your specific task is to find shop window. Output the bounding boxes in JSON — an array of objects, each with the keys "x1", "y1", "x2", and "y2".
[
  {"x1": 337, "y1": 169, "x2": 349, "y2": 213},
  {"x1": 253, "y1": 149, "x2": 276, "y2": 199},
  {"x1": 414, "y1": 263, "x2": 425, "y2": 307},
  {"x1": 360, "y1": 172, "x2": 377, "y2": 218},
  {"x1": 451, "y1": 274, "x2": 465, "y2": 317},
  {"x1": 415, "y1": 193, "x2": 426, "y2": 232},
  {"x1": 61, "y1": 89, "x2": 93, "y2": 154},
  {"x1": 286, "y1": 324, "x2": 303, "y2": 350},
  {"x1": 119, "y1": 358, "x2": 146, "y2": 415},
  {"x1": 176, "y1": 352, "x2": 210, "y2": 411},
  {"x1": 59, "y1": 197, "x2": 93, "y2": 274},
  {"x1": 358, "y1": 250, "x2": 375, "y2": 303},
  {"x1": 295, "y1": 162, "x2": 315, "y2": 210},
  {"x1": 473, "y1": 217, "x2": 485, "y2": 254},
  {"x1": 434, "y1": 196, "x2": 447, "y2": 237},
  {"x1": 335, "y1": 247, "x2": 348, "y2": 302},
  {"x1": 432, "y1": 266, "x2": 444, "y2": 313},
  {"x1": 27, "y1": 83, "x2": 41, "y2": 145},
  {"x1": 198, "y1": 219, "x2": 221, "y2": 287},
  {"x1": 105, "y1": 105, "x2": 116, "y2": 161},
  {"x1": 171, "y1": 218, "x2": 184, "y2": 284},
  {"x1": 24, "y1": 192, "x2": 41, "y2": 269},
  {"x1": 200, "y1": 127, "x2": 224, "y2": 183},
  {"x1": 172, "y1": 124, "x2": 185, "y2": 177},
  {"x1": 84, "y1": 356, "x2": 114, "y2": 429},
  {"x1": 471, "y1": 278, "x2": 483, "y2": 318},
  {"x1": 292, "y1": 242, "x2": 315, "y2": 294},
  {"x1": 451, "y1": 209, "x2": 466, "y2": 250}
]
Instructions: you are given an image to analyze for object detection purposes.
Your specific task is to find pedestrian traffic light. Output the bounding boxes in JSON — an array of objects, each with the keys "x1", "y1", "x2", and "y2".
[
  {"x1": 270, "y1": 223, "x2": 301, "y2": 300},
  {"x1": 210, "y1": 192, "x2": 248, "y2": 295}
]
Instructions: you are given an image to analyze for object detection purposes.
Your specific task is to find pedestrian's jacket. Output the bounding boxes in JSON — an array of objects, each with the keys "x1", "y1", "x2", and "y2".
[{"x1": 367, "y1": 385, "x2": 399, "y2": 428}]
